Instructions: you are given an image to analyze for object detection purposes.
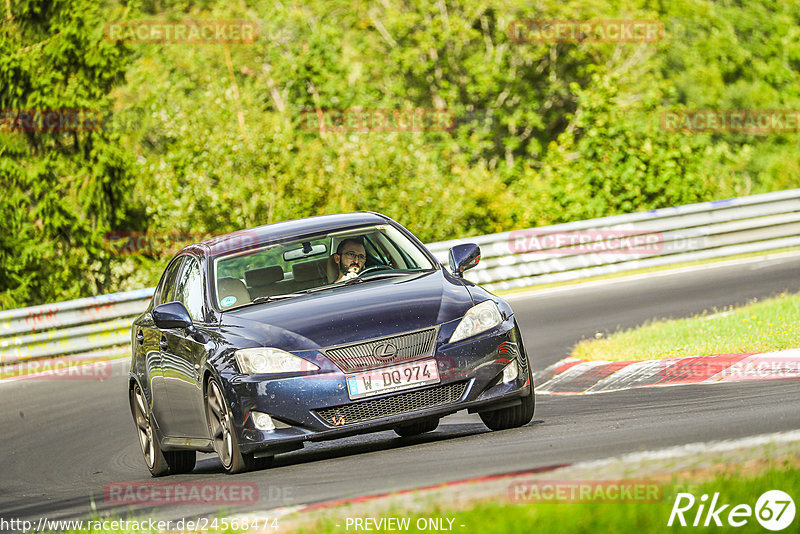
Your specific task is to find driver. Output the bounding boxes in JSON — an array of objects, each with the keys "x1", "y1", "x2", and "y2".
[{"x1": 333, "y1": 237, "x2": 367, "y2": 282}]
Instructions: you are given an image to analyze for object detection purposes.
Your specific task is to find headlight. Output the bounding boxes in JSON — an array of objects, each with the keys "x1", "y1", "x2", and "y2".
[
  {"x1": 449, "y1": 300, "x2": 503, "y2": 343},
  {"x1": 235, "y1": 347, "x2": 319, "y2": 374}
]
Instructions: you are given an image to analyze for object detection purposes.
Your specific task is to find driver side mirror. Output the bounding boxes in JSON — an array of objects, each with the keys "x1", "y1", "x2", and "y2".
[
  {"x1": 448, "y1": 243, "x2": 481, "y2": 277},
  {"x1": 153, "y1": 301, "x2": 193, "y2": 329}
]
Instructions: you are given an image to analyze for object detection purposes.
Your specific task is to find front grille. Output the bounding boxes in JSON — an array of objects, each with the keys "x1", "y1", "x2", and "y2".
[
  {"x1": 323, "y1": 327, "x2": 437, "y2": 373},
  {"x1": 315, "y1": 381, "x2": 468, "y2": 426}
]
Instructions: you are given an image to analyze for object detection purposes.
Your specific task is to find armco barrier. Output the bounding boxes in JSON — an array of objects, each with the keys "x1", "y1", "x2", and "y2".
[
  {"x1": 428, "y1": 188, "x2": 800, "y2": 290},
  {"x1": 0, "y1": 288, "x2": 154, "y2": 365},
  {"x1": 1, "y1": 189, "x2": 799, "y2": 367}
]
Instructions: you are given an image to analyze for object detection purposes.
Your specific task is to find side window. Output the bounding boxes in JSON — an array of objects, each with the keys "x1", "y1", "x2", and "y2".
[
  {"x1": 176, "y1": 258, "x2": 205, "y2": 323},
  {"x1": 156, "y1": 257, "x2": 185, "y2": 306}
]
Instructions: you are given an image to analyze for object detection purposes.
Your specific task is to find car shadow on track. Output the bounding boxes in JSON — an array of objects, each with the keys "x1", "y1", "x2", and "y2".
[{"x1": 191, "y1": 419, "x2": 543, "y2": 475}]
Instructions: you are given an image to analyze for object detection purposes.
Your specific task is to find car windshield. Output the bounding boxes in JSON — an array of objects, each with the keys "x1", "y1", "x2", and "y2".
[{"x1": 212, "y1": 224, "x2": 436, "y2": 310}]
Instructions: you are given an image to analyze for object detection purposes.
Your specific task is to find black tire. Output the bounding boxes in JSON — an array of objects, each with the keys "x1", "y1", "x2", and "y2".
[
  {"x1": 205, "y1": 377, "x2": 266, "y2": 474},
  {"x1": 394, "y1": 417, "x2": 439, "y2": 437},
  {"x1": 130, "y1": 384, "x2": 171, "y2": 477},
  {"x1": 479, "y1": 383, "x2": 535, "y2": 431}
]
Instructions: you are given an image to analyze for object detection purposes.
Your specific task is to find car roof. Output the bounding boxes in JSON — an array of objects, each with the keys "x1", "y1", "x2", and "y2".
[{"x1": 188, "y1": 211, "x2": 392, "y2": 257}]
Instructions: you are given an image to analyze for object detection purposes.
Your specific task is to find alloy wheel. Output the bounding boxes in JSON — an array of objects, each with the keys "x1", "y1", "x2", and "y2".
[
  {"x1": 133, "y1": 385, "x2": 155, "y2": 469},
  {"x1": 206, "y1": 380, "x2": 234, "y2": 469}
]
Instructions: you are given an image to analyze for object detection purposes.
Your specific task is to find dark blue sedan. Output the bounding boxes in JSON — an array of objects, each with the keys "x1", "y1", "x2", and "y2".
[{"x1": 129, "y1": 212, "x2": 534, "y2": 475}]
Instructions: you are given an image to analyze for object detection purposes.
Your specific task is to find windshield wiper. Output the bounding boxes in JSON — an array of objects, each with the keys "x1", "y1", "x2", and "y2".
[
  {"x1": 251, "y1": 293, "x2": 303, "y2": 304},
  {"x1": 362, "y1": 269, "x2": 427, "y2": 278}
]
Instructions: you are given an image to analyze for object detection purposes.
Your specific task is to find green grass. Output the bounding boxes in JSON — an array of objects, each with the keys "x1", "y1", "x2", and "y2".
[
  {"x1": 294, "y1": 463, "x2": 800, "y2": 533},
  {"x1": 572, "y1": 291, "x2": 800, "y2": 362},
  {"x1": 38, "y1": 462, "x2": 799, "y2": 533}
]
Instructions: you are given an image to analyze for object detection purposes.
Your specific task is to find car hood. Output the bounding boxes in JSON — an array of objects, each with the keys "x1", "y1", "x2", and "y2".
[{"x1": 219, "y1": 270, "x2": 474, "y2": 351}]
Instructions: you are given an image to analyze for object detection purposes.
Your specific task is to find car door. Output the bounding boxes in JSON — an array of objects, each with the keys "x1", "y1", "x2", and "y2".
[
  {"x1": 144, "y1": 256, "x2": 185, "y2": 434},
  {"x1": 160, "y1": 256, "x2": 212, "y2": 438}
]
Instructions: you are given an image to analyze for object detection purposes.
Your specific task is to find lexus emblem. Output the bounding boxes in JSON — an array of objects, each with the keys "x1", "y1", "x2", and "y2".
[{"x1": 373, "y1": 342, "x2": 398, "y2": 360}]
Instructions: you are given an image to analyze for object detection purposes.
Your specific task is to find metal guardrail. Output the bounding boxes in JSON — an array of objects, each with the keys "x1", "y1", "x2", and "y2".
[
  {"x1": 428, "y1": 188, "x2": 800, "y2": 290},
  {"x1": 2, "y1": 189, "x2": 799, "y2": 367},
  {"x1": 0, "y1": 289, "x2": 154, "y2": 366}
]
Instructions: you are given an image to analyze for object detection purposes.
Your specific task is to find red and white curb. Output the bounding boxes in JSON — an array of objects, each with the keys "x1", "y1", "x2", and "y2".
[{"x1": 534, "y1": 349, "x2": 800, "y2": 394}]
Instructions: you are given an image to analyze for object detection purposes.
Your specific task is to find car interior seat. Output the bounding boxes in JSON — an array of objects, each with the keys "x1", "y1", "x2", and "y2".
[
  {"x1": 291, "y1": 257, "x2": 328, "y2": 290},
  {"x1": 244, "y1": 265, "x2": 284, "y2": 297},
  {"x1": 216, "y1": 277, "x2": 252, "y2": 309}
]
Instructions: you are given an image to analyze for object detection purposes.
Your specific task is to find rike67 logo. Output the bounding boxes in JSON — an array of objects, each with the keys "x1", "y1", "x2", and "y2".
[{"x1": 668, "y1": 490, "x2": 795, "y2": 531}]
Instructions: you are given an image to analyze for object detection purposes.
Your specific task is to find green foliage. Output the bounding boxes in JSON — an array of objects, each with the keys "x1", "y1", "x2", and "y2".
[
  {"x1": 0, "y1": 0, "x2": 133, "y2": 308},
  {"x1": 2, "y1": 0, "x2": 800, "y2": 307},
  {"x1": 512, "y1": 71, "x2": 748, "y2": 225}
]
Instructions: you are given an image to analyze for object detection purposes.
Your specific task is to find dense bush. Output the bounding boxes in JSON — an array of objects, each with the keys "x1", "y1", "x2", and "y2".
[{"x1": 2, "y1": 0, "x2": 799, "y2": 307}]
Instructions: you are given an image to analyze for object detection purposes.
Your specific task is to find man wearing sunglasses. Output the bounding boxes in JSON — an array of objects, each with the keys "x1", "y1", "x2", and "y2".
[{"x1": 332, "y1": 237, "x2": 368, "y2": 283}]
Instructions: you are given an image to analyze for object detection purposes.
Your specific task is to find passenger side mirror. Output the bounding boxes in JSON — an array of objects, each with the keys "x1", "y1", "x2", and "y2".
[
  {"x1": 153, "y1": 301, "x2": 193, "y2": 329},
  {"x1": 448, "y1": 243, "x2": 481, "y2": 277}
]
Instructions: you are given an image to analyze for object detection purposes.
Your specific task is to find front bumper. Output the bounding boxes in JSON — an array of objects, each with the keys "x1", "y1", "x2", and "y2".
[{"x1": 224, "y1": 317, "x2": 531, "y2": 455}]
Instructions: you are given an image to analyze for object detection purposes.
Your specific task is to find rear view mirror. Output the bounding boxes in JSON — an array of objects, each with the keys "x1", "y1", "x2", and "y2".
[
  {"x1": 283, "y1": 242, "x2": 328, "y2": 261},
  {"x1": 448, "y1": 243, "x2": 481, "y2": 277}
]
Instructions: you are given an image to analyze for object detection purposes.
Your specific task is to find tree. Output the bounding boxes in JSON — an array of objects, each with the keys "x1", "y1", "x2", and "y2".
[{"x1": 0, "y1": 0, "x2": 133, "y2": 308}]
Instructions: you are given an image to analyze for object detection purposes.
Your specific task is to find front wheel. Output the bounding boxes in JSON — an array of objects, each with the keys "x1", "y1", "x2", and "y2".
[
  {"x1": 479, "y1": 383, "x2": 535, "y2": 431},
  {"x1": 205, "y1": 378, "x2": 269, "y2": 473}
]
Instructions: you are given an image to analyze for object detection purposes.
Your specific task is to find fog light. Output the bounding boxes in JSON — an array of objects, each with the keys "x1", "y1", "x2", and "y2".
[
  {"x1": 502, "y1": 360, "x2": 519, "y2": 384},
  {"x1": 252, "y1": 411, "x2": 276, "y2": 431}
]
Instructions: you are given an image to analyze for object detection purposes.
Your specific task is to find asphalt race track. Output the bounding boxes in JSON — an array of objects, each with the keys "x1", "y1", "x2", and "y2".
[{"x1": 2, "y1": 253, "x2": 799, "y2": 525}]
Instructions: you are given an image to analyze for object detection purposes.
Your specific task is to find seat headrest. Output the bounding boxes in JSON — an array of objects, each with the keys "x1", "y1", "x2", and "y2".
[
  {"x1": 244, "y1": 265, "x2": 284, "y2": 287},
  {"x1": 326, "y1": 255, "x2": 339, "y2": 284},
  {"x1": 292, "y1": 257, "x2": 327, "y2": 282},
  {"x1": 217, "y1": 277, "x2": 251, "y2": 308}
]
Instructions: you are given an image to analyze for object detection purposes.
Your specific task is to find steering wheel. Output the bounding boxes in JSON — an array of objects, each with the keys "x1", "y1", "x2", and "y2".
[{"x1": 358, "y1": 264, "x2": 393, "y2": 277}]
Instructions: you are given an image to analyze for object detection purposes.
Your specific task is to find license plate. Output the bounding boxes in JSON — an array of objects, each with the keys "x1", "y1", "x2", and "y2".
[{"x1": 346, "y1": 359, "x2": 440, "y2": 400}]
